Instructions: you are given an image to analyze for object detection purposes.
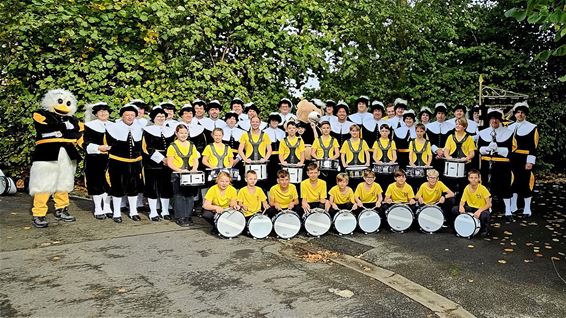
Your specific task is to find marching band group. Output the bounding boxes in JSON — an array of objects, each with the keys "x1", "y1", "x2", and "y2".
[{"x1": 31, "y1": 93, "x2": 539, "y2": 239}]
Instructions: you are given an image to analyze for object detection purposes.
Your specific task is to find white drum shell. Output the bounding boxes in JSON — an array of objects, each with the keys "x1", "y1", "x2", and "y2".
[
  {"x1": 444, "y1": 160, "x2": 466, "y2": 178},
  {"x1": 247, "y1": 213, "x2": 273, "y2": 239},
  {"x1": 373, "y1": 163, "x2": 399, "y2": 175},
  {"x1": 416, "y1": 205, "x2": 445, "y2": 233},
  {"x1": 283, "y1": 166, "x2": 304, "y2": 184},
  {"x1": 386, "y1": 204, "x2": 414, "y2": 232},
  {"x1": 333, "y1": 210, "x2": 357, "y2": 235},
  {"x1": 272, "y1": 210, "x2": 302, "y2": 239},
  {"x1": 358, "y1": 209, "x2": 381, "y2": 233},
  {"x1": 454, "y1": 212, "x2": 481, "y2": 238},
  {"x1": 214, "y1": 210, "x2": 246, "y2": 238},
  {"x1": 180, "y1": 172, "x2": 205, "y2": 186},
  {"x1": 303, "y1": 209, "x2": 331, "y2": 236},
  {"x1": 245, "y1": 162, "x2": 268, "y2": 180}
]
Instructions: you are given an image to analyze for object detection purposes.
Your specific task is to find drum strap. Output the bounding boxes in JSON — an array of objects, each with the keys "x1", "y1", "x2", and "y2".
[
  {"x1": 210, "y1": 144, "x2": 228, "y2": 168},
  {"x1": 412, "y1": 140, "x2": 429, "y2": 166},
  {"x1": 248, "y1": 131, "x2": 264, "y2": 160},
  {"x1": 347, "y1": 140, "x2": 362, "y2": 165},
  {"x1": 377, "y1": 139, "x2": 391, "y2": 163},
  {"x1": 284, "y1": 137, "x2": 300, "y2": 164},
  {"x1": 171, "y1": 142, "x2": 194, "y2": 169},
  {"x1": 452, "y1": 134, "x2": 467, "y2": 159},
  {"x1": 318, "y1": 136, "x2": 335, "y2": 158}
]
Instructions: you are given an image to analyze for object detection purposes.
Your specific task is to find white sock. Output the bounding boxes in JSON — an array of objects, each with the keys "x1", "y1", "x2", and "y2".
[
  {"x1": 160, "y1": 198, "x2": 170, "y2": 216},
  {"x1": 102, "y1": 193, "x2": 113, "y2": 214},
  {"x1": 510, "y1": 193, "x2": 518, "y2": 212},
  {"x1": 113, "y1": 197, "x2": 122, "y2": 218},
  {"x1": 523, "y1": 197, "x2": 532, "y2": 215},
  {"x1": 503, "y1": 198, "x2": 512, "y2": 216},
  {"x1": 92, "y1": 195, "x2": 103, "y2": 215},
  {"x1": 148, "y1": 198, "x2": 159, "y2": 218},
  {"x1": 128, "y1": 196, "x2": 138, "y2": 216}
]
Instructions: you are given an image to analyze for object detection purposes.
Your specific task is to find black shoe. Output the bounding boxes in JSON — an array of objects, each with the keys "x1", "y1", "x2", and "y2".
[
  {"x1": 32, "y1": 216, "x2": 48, "y2": 228},
  {"x1": 113, "y1": 217, "x2": 122, "y2": 223},
  {"x1": 522, "y1": 213, "x2": 532, "y2": 219},
  {"x1": 95, "y1": 214, "x2": 107, "y2": 220},
  {"x1": 188, "y1": 217, "x2": 194, "y2": 225},
  {"x1": 163, "y1": 215, "x2": 172, "y2": 221},
  {"x1": 150, "y1": 216, "x2": 161, "y2": 222},
  {"x1": 105, "y1": 213, "x2": 113, "y2": 218},
  {"x1": 480, "y1": 230, "x2": 490, "y2": 237},
  {"x1": 54, "y1": 207, "x2": 76, "y2": 222},
  {"x1": 131, "y1": 215, "x2": 141, "y2": 221},
  {"x1": 504, "y1": 215, "x2": 515, "y2": 223}
]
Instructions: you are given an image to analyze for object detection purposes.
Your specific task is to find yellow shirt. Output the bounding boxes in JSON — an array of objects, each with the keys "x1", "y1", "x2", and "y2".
[
  {"x1": 340, "y1": 139, "x2": 370, "y2": 164},
  {"x1": 237, "y1": 186, "x2": 267, "y2": 216},
  {"x1": 239, "y1": 131, "x2": 271, "y2": 159},
  {"x1": 269, "y1": 184, "x2": 299, "y2": 209},
  {"x1": 166, "y1": 140, "x2": 200, "y2": 169},
  {"x1": 300, "y1": 179, "x2": 327, "y2": 203},
  {"x1": 372, "y1": 138, "x2": 397, "y2": 161},
  {"x1": 205, "y1": 185, "x2": 238, "y2": 208},
  {"x1": 354, "y1": 182, "x2": 383, "y2": 203},
  {"x1": 202, "y1": 143, "x2": 232, "y2": 168},
  {"x1": 385, "y1": 183, "x2": 415, "y2": 203},
  {"x1": 312, "y1": 136, "x2": 339, "y2": 158},
  {"x1": 444, "y1": 133, "x2": 476, "y2": 158},
  {"x1": 409, "y1": 139, "x2": 432, "y2": 165},
  {"x1": 329, "y1": 185, "x2": 355, "y2": 205},
  {"x1": 279, "y1": 136, "x2": 305, "y2": 162},
  {"x1": 416, "y1": 181, "x2": 450, "y2": 204},
  {"x1": 461, "y1": 184, "x2": 491, "y2": 209}
]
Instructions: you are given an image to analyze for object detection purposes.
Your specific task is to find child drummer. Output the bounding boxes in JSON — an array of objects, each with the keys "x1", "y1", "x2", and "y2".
[
  {"x1": 267, "y1": 170, "x2": 300, "y2": 217},
  {"x1": 372, "y1": 124, "x2": 397, "y2": 191},
  {"x1": 311, "y1": 120, "x2": 340, "y2": 181},
  {"x1": 202, "y1": 127, "x2": 235, "y2": 199},
  {"x1": 451, "y1": 169, "x2": 491, "y2": 237},
  {"x1": 354, "y1": 169, "x2": 383, "y2": 211},
  {"x1": 238, "y1": 116, "x2": 272, "y2": 185},
  {"x1": 407, "y1": 123, "x2": 432, "y2": 189},
  {"x1": 279, "y1": 120, "x2": 306, "y2": 166},
  {"x1": 202, "y1": 171, "x2": 240, "y2": 233},
  {"x1": 415, "y1": 169, "x2": 455, "y2": 225},
  {"x1": 300, "y1": 163, "x2": 329, "y2": 214},
  {"x1": 384, "y1": 169, "x2": 416, "y2": 211},
  {"x1": 237, "y1": 170, "x2": 269, "y2": 220},
  {"x1": 329, "y1": 173, "x2": 359, "y2": 216},
  {"x1": 340, "y1": 124, "x2": 370, "y2": 188}
]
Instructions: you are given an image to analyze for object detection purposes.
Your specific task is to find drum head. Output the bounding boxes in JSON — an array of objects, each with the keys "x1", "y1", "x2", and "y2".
[
  {"x1": 215, "y1": 211, "x2": 246, "y2": 238},
  {"x1": 247, "y1": 214, "x2": 273, "y2": 239},
  {"x1": 454, "y1": 214, "x2": 480, "y2": 238},
  {"x1": 417, "y1": 206, "x2": 444, "y2": 233},
  {"x1": 333, "y1": 211, "x2": 357, "y2": 235},
  {"x1": 273, "y1": 212, "x2": 301, "y2": 239},
  {"x1": 304, "y1": 212, "x2": 331, "y2": 236},
  {"x1": 358, "y1": 209, "x2": 381, "y2": 233},
  {"x1": 386, "y1": 205, "x2": 414, "y2": 232}
]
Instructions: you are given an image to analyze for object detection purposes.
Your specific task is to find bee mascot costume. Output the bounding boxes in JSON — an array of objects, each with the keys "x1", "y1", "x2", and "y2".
[{"x1": 29, "y1": 89, "x2": 83, "y2": 228}]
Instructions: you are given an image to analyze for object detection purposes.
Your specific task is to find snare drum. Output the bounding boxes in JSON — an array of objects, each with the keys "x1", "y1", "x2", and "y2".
[
  {"x1": 386, "y1": 204, "x2": 414, "y2": 232},
  {"x1": 333, "y1": 210, "x2": 357, "y2": 235},
  {"x1": 272, "y1": 209, "x2": 301, "y2": 239},
  {"x1": 358, "y1": 208, "x2": 381, "y2": 234},
  {"x1": 303, "y1": 208, "x2": 331, "y2": 237},
  {"x1": 444, "y1": 159, "x2": 466, "y2": 178},
  {"x1": 245, "y1": 161, "x2": 268, "y2": 180},
  {"x1": 416, "y1": 205, "x2": 444, "y2": 234},
  {"x1": 454, "y1": 213, "x2": 481, "y2": 238},
  {"x1": 346, "y1": 165, "x2": 367, "y2": 179},
  {"x1": 0, "y1": 176, "x2": 17, "y2": 195},
  {"x1": 317, "y1": 159, "x2": 339, "y2": 171},
  {"x1": 214, "y1": 209, "x2": 246, "y2": 239},
  {"x1": 247, "y1": 213, "x2": 273, "y2": 239},
  {"x1": 281, "y1": 164, "x2": 304, "y2": 184},
  {"x1": 207, "y1": 168, "x2": 241, "y2": 182},
  {"x1": 406, "y1": 166, "x2": 431, "y2": 179},
  {"x1": 373, "y1": 162, "x2": 399, "y2": 175},
  {"x1": 179, "y1": 171, "x2": 206, "y2": 186}
]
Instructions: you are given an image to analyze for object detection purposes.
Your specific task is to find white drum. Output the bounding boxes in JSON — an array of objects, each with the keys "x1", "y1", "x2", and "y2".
[
  {"x1": 454, "y1": 212, "x2": 481, "y2": 238},
  {"x1": 179, "y1": 171, "x2": 205, "y2": 186},
  {"x1": 247, "y1": 213, "x2": 273, "y2": 239},
  {"x1": 358, "y1": 208, "x2": 381, "y2": 234},
  {"x1": 272, "y1": 210, "x2": 302, "y2": 239},
  {"x1": 214, "y1": 209, "x2": 246, "y2": 239},
  {"x1": 0, "y1": 176, "x2": 17, "y2": 195},
  {"x1": 333, "y1": 210, "x2": 357, "y2": 235},
  {"x1": 406, "y1": 165, "x2": 431, "y2": 179},
  {"x1": 444, "y1": 159, "x2": 466, "y2": 178},
  {"x1": 207, "y1": 168, "x2": 241, "y2": 182},
  {"x1": 373, "y1": 162, "x2": 399, "y2": 175},
  {"x1": 317, "y1": 159, "x2": 339, "y2": 171},
  {"x1": 346, "y1": 165, "x2": 367, "y2": 179},
  {"x1": 416, "y1": 205, "x2": 445, "y2": 234},
  {"x1": 303, "y1": 208, "x2": 331, "y2": 237},
  {"x1": 281, "y1": 164, "x2": 304, "y2": 184},
  {"x1": 245, "y1": 161, "x2": 268, "y2": 180},
  {"x1": 386, "y1": 204, "x2": 414, "y2": 232}
]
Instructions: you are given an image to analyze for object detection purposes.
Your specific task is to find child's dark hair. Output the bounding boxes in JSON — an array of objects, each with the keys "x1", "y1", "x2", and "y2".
[{"x1": 277, "y1": 169, "x2": 290, "y2": 179}]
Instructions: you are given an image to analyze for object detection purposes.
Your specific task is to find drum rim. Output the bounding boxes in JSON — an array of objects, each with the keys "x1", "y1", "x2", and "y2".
[
  {"x1": 215, "y1": 210, "x2": 246, "y2": 238},
  {"x1": 247, "y1": 214, "x2": 273, "y2": 238},
  {"x1": 304, "y1": 212, "x2": 332, "y2": 235},
  {"x1": 273, "y1": 211, "x2": 301, "y2": 238},
  {"x1": 454, "y1": 213, "x2": 480, "y2": 237}
]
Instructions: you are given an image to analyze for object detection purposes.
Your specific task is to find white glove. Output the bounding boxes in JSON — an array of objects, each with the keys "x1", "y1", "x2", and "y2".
[
  {"x1": 488, "y1": 142, "x2": 498, "y2": 152},
  {"x1": 64, "y1": 121, "x2": 75, "y2": 130}
]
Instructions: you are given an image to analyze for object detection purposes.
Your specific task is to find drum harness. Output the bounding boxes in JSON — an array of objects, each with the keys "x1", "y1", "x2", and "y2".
[
  {"x1": 411, "y1": 139, "x2": 429, "y2": 166},
  {"x1": 318, "y1": 136, "x2": 335, "y2": 159},
  {"x1": 346, "y1": 139, "x2": 363, "y2": 165},
  {"x1": 451, "y1": 133, "x2": 468, "y2": 159},
  {"x1": 171, "y1": 142, "x2": 194, "y2": 170},
  {"x1": 283, "y1": 137, "x2": 301, "y2": 164},
  {"x1": 210, "y1": 144, "x2": 229, "y2": 168},
  {"x1": 377, "y1": 139, "x2": 392, "y2": 163},
  {"x1": 247, "y1": 131, "x2": 265, "y2": 161}
]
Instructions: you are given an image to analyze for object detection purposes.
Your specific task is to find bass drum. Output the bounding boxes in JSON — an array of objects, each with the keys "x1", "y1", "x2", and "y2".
[
  {"x1": 272, "y1": 210, "x2": 302, "y2": 239},
  {"x1": 214, "y1": 209, "x2": 246, "y2": 239},
  {"x1": 247, "y1": 213, "x2": 273, "y2": 239},
  {"x1": 303, "y1": 208, "x2": 331, "y2": 237}
]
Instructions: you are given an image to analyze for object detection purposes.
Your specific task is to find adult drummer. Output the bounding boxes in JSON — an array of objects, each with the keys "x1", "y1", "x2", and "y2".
[
  {"x1": 330, "y1": 101, "x2": 354, "y2": 146},
  {"x1": 477, "y1": 108, "x2": 515, "y2": 222},
  {"x1": 508, "y1": 102, "x2": 539, "y2": 218},
  {"x1": 426, "y1": 103, "x2": 454, "y2": 175},
  {"x1": 443, "y1": 117, "x2": 476, "y2": 197},
  {"x1": 238, "y1": 116, "x2": 272, "y2": 165},
  {"x1": 373, "y1": 124, "x2": 397, "y2": 192},
  {"x1": 447, "y1": 104, "x2": 478, "y2": 138}
]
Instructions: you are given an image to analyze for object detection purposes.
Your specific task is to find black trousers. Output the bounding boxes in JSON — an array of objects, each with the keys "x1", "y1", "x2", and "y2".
[
  {"x1": 171, "y1": 174, "x2": 197, "y2": 220},
  {"x1": 144, "y1": 167, "x2": 173, "y2": 199},
  {"x1": 451, "y1": 204, "x2": 490, "y2": 232},
  {"x1": 85, "y1": 154, "x2": 109, "y2": 195},
  {"x1": 266, "y1": 205, "x2": 302, "y2": 218},
  {"x1": 108, "y1": 160, "x2": 143, "y2": 197}
]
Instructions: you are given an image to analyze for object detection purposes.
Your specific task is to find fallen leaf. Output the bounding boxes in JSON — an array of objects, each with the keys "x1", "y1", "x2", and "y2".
[
  {"x1": 23, "y1": 226, "x2": 31, "y2": 230},
  {"x1": 510, "y1": 242, "x2": 517, "y2": 246},
  {"x1": 40, "y1": 242, "x2": 51, "y2": 247},
  {"x1": 552, "y1": 239, "x2": 560, "y2": 242},
  {"x1": 10, "y1": 212, "x2": 17, "y2": 215},
  {"x1": 535, "y1": 253, "x2": 544, "y2": 257},
  {"x1": 7, "y1": 236, "x2": 12, "y2": 239},
  {"x1": 504, "y1": 248, "x2": 514, "y2": 252},
  {"x1": 117, "y1": 288, "x2": 127, "y2": 293},
  {"x1": 504, "y1": 231, "x2": 512, "y2": 235},
  {"x1": 52, "y1": 241, "x2": 61, "y2": 244},
  {"x1": 468, "y1": 279, "x2": 474, "y2": 283},
  {"x1": 524, "y1": 259, "x2": 533, "y2": 263},
  {"x1": 328, "y1": 288, "x2": 354, "y2": 298},
  {"x1": 551, "y1": 257, "x2": 561, "y2": 261},
  {"x1": 52, "y1": 256, "x2": 60, "y2": 260},
  {"x1": 498, "y1": 260, "x2": 507, "y2": 264},
  {"x1": 363, "y1": 266, "x2": 371, "y2": 272},
  {"x1": 526, "y1": 242, "x2": 533, "y2": 246},
  {"x1": 467, "y1": 245, "x2": 474, "y2": 248},
  {"x1": 545, "y1": 246, "x2": 553, "y2": 250}
]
